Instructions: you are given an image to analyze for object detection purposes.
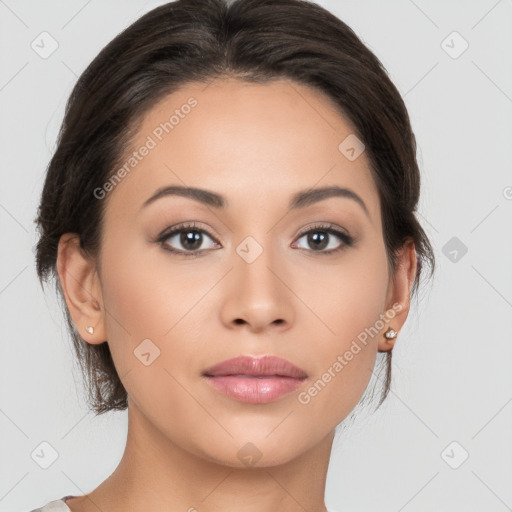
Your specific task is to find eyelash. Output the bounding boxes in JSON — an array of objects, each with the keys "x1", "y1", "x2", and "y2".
[{"x1": 156, "y1": 221, "x2": 354, "y2": 258}]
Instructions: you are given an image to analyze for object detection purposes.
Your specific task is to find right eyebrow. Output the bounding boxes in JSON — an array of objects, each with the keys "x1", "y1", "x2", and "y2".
[{"x1": 141, "y1": 185, "x2": 226, "y2": 210}]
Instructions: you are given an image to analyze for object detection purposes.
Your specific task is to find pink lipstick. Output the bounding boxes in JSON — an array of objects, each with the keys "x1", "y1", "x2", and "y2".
[{"x1": 202, "y1": 355, "x2": 308, "y2": 404}]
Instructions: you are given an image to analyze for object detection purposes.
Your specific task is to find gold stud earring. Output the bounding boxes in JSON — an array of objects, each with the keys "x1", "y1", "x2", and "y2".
[
  {"x1": 86, "y1": 326, "x2": 94, "y2": 334},
  {"x1": 384, "y1": 327, "x2": 397, "y2": 341}
]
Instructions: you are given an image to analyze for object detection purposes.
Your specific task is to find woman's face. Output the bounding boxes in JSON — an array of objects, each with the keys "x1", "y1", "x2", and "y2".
[{"x1": 71, "y1": 78, "x2": 411, "y2": 466}]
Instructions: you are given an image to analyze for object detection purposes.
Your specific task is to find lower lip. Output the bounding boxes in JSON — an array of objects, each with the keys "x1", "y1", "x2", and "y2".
[{"x1": 204, "y1": 375, "x2": 306, "y2": 404}]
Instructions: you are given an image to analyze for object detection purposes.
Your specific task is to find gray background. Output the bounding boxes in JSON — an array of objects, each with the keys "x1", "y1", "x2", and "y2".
[{"x1": 1, "y1": 1, "x2": 511, "y2": 511}]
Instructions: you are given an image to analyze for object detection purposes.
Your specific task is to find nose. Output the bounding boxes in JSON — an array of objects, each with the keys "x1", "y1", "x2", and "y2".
[{"x1": 219, "y1": 244, "x2": 295, "y2": 334}]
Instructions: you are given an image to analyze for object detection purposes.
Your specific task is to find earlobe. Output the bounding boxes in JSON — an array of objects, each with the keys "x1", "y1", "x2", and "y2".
[
  {"x1": 56, "y1": 233, "x2": 106, "y2": 344},
  {"x1": 378, "y1": 239, "x2": 417, "y2": 352}
]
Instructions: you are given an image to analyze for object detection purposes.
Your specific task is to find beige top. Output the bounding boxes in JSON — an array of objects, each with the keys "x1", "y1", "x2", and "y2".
[
  {"x1": 27, "y1": 496, "x2": 74, "y2": 511},
  {"x1": 28, "y1": 496, "x2": 340, "y2": 512}
]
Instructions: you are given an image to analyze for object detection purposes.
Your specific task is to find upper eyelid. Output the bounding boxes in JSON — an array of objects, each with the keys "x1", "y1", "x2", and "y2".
[
  {"x1": 159, "y1": 222, "x2": 217, "y2": 242},
  {"x1": 295, "y1": 222, "x2": 348, "y2": 236}
]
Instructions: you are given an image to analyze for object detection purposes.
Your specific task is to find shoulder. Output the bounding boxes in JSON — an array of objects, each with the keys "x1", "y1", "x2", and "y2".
[{"x1": 24, "y1": 498, "x2": 71, "y2": 512}]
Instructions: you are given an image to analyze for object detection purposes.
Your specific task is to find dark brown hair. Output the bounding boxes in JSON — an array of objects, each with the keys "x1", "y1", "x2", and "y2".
[{"x1": 35, "y1": 0, "x2": 435, "y2": 416}]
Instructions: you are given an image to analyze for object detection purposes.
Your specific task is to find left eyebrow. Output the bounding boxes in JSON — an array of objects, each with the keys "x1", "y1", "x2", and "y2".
[
  {"x1": 289, "y1": 185, "x2": 370, "y2": 218},
  {"x1": 141, "y1": 184, "x2": 370, "y2": 219}
]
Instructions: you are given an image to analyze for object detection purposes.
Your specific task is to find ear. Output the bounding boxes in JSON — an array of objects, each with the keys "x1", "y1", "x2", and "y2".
[
  {"x1": 378, "y1": 238, "x2": 417, "y2": 352},
  {"x1": 56, "y1": 233, "x2": 107, "y2": 345}
]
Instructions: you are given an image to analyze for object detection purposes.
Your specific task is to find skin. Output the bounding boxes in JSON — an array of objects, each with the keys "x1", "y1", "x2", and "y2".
[{"x1": 57, "y1": 77, "x2": 417, "y2": 512}]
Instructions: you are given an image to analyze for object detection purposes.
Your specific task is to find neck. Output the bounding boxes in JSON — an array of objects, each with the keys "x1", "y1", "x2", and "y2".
[{"x1": 72, "y1": 400, "x2": 335, "y2": 512}]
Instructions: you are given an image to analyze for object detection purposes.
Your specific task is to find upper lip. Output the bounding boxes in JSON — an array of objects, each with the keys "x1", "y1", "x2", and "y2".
[{"x1": 202, "y1": 355, "x2": 308, "y2": 379}]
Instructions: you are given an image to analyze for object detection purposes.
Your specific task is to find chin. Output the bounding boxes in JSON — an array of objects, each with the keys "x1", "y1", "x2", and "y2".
[{"x1": 192, "y1": 428, "x2": 313, "y2": 469}]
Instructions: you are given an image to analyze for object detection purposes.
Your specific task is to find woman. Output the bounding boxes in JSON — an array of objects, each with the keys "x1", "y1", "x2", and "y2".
[{"x1": 31, "y1": 0, "x2": 435, "y2": 510}]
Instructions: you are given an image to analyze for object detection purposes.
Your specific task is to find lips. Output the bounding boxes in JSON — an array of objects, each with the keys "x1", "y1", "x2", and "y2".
[
  {"x1": 202, "y1": 355, "x2": 308, "y2": 404},
  {"x1": 202, "y1": 355, "x2": 308, "y2": 379}
]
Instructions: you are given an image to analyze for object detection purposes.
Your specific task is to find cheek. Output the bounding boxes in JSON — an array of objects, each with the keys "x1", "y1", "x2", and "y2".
[
  {"x1": 98, "y1": 240, "x2": 206, "y2": 430},
  {"x1": 97, "y1": 235, "x2": 204, "y2": 381},
  {"x1": 294, "y1": 234, "x2": 390, "y2": 347},
  {"x1": 100, "y1": 233, "x2": 203, "y2": 337},
  {"x1": 291, "y1": 239, "x2": 389, "y2": 422}
]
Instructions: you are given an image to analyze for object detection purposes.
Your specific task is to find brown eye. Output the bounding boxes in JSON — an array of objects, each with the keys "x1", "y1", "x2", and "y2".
[
  {"x1": 293, "y1": 224, "x2": 354, "y2": 255},
  {"x1": 158, "y1": 222, "x2": 220, "y2": 257}
]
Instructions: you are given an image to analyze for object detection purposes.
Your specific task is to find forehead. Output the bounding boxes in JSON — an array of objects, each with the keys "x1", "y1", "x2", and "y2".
[{"x1": 106, "y1": 77, "x2": 379, "y2": 222}]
